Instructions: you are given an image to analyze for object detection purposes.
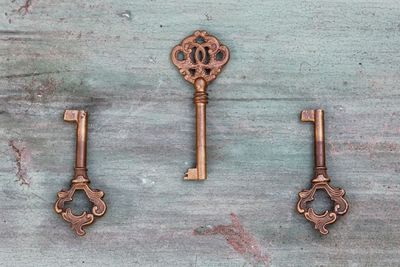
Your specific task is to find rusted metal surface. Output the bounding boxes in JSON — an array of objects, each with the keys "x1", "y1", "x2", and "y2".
[
  {"x1": 54, "y1": 110, "x2": 106, "y2": 236},
  {"x1": 171, "y1": 30, "x2": 229, "y2": 180},
  {"x1": 297, "y1": 109, "x2": 349, "y2": 235}
]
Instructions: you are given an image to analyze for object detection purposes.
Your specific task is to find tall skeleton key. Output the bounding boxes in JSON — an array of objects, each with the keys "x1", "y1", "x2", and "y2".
[
  {"x1": 54, "y1": 110, "x2": 106, "y2": 236},
  {"x1": 297, "y1": 109, "x2": 349, "y2": 235},
  {"x1": 171, "y1": 30, "x2": 230, "y2": 180}
]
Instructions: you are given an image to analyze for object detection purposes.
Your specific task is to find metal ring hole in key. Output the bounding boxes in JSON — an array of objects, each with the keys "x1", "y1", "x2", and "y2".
[
  {"x1": 171, "y1": 30, "x2": 230, "y2": 180},
  {"x1": 54, "y1": 110, "x2": 106, "y2": 236},
  {"x1": 308, "y1": 189, "x2": 335, "y2": 214},
  {"x1": 296, "y1": 109, "x2": 349, "y2": 235},
  {"x1": 64, "y1": 190, "x2": 94, "y2": 215},
  {"x1": 176, "y1": 51, "x2": 185, "y2": 61}
]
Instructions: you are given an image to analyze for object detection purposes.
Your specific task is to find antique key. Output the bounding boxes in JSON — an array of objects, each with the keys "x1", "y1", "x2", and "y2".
[
  {"x1": 171, "y1": 30, "x2": 230, "y2": 180},
  {"x1": 297, "y1": 109, "x2": 349, "y2": 234},
  {"x1": 54, "y1": 110, "x2": 106, "y2": 236}
]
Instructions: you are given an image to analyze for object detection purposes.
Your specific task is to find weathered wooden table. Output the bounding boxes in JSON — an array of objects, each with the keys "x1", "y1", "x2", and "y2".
[{"x1": 1, "y1": 0, "x2": 400, "y2": 266}]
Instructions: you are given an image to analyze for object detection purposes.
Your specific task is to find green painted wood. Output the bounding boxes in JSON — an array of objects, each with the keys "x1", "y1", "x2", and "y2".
[{"x1": 1, "y1": 0, "x2": 400, "y2": 266}]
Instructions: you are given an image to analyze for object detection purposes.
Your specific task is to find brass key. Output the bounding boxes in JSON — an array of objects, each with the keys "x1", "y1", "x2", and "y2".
[
  {"x1": 171, "y1": 30, "x2": 230, "y2": 180},
  {"x1": 297, "y1": 109, "x2": 349, "y2": 234},
  {"x1": 54, "y1": 110, "x2": 106, "y2": 236}
]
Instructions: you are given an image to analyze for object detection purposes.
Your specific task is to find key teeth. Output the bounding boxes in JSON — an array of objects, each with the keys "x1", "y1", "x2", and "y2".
[
  {"x1": 184, "y1": 168, "x2": 206, "y2": 181},
  {"x1": 64, "y1": 110, "x2": 79, "y2": 122},
  {"x1": 64, "y1": 110, "x2": 87, "y2": 122},
  {"x1": 184, "y1": 168, "x2": 197, "y2": 180}
]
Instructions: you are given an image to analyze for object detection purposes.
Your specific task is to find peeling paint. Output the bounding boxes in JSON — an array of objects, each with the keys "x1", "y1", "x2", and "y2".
[
  {"x1": 140, "y1": 178, "x2": 155, "y2": 187},
  {"x1": 8, "y1": 140, "x2": 31, "y2": 186},
  {"x1": 117, "y1": 10, "x2": 132, "y2": 20},
  {"x1": 194, "y1": 213, "x2": 269, "y2": 266},
  {"x1": 204, "y1": 13, "x2": 213, "y2": 21},
  {"x1": 25, "y1": 78, "x2": 58, "y2": 103},
  {"x1": 17, "y1": 0, "x2": 33, "y2": 15}
]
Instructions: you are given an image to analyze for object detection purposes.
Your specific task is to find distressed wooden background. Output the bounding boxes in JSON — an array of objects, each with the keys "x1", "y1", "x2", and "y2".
[{"x1": 1, "y1": 0, "x2": 400, "y2": 266}]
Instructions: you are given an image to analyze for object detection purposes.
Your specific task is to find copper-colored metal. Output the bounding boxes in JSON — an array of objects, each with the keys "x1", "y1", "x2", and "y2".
[
  {"x1": 54, "y1": 110, "x2": 106, "y2": 236},
  {"x1": 297, "y1": 109, "x2": 349, "y2": 235},
  {"x1": 171, "y1": 30, "x2": 230, "y2": 180}
]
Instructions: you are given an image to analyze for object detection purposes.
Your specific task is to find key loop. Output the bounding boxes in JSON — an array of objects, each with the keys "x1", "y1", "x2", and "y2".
[
  {"x1": 54, "y1": 110, "x2": 106, "y2": 236},
  {"x1": 297, "y1": 109, "x2": 349, "y2": 235},
  {"x1": 171, "y1": 30, "x2": 230, "y2": 84},
  {"x1": 55, "y1": 182, "x2": 106, "y2": 236}
]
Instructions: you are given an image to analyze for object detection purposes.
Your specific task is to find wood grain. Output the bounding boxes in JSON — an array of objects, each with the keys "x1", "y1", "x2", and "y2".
[{"x1": 1, "y1": 0, "x2": 400, "y2": 266}]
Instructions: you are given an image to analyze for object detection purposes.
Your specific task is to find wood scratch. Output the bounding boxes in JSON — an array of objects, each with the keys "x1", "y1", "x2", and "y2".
[
  {"x1": 194, "y1": 213, "x2": 269, "y2": 266},
  {"x1": 0, "y1": 71, "x2": 62, "y2": 80},
  {"x1": 9, "y1": 140, "x2": 31, "y2": 186},
  {"x1": 18, "y1": 0, "x2": 33, "y2": 15},
  {"x1": 204, "y1": 13, "x2": 213, "y2": 21},
  {"x1": 299, "y1": 60, "x2": 320, "y2": 73}
]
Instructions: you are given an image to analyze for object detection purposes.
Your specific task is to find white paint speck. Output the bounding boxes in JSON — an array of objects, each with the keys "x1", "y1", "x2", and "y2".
[
  {"x1": 118, "y1": 10, "x2": 132, "y2": 20},
  {"x1": 141, "y1": 178, "x2": 155, "y2": 186}
]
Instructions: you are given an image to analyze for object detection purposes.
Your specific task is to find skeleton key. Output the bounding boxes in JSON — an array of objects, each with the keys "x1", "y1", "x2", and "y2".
[
  {"x1": 297, "y1": 109, "x2": 349, "y2": 235},
  {"x1": 171, "y1": 30, "x2": 230, "y2": 180},
  {"x1": 54, "y1": 110, "x2": 106, "y2": 236}
]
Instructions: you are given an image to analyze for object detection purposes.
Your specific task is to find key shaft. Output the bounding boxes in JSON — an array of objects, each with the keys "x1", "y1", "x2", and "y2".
[
  {"x1": 64, "y1": 110, "x2": 89, "y2": 182},
  {"x1": 301, "y1": 109, "x2": 327, "y2": 179},
  {"x1": 193, "y1": 78, "x2": 208, "y2": 179}
]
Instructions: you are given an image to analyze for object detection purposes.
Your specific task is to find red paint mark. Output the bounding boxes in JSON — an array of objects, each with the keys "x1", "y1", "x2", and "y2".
[
  {"x1": 18, "y1": 0, "x2": 33, "y2": 15},
  {"x1": 9, "y1": 140, "x2": 31, "y2": 186},
  {"x1": 194, "y1": 213, "x2": 268, "y2": 266}
]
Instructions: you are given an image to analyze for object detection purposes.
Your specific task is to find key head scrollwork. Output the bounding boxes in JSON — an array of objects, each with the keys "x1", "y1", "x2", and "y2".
[
  {"x1": 297, "y1": 178, "x2": 349, "y2": 235},
  {"x1": 171, "y1": 30, "x2": 230, "y2": 84},
  {"x1": 55, "y1": 181, "x2": 106, "y2": 236}
]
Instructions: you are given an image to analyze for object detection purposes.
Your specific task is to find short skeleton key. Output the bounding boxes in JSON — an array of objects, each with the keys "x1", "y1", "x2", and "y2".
[
  {"x1": 297, "y1": 109, "x2": 349, "y2": 235},
  {"x1": 171, "y1": 30, "x2": 230, "y2": 180},
  {"x1": 54, "y1": 110, "x2": 106, "y2": 236}
]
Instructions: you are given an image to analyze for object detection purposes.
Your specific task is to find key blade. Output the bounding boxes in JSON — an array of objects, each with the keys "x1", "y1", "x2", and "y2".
[
  {"x1": 64, "y1": 110, "x2": 80, "y2": 122},
  {"x1": 301, "y1": 110, "x2": 315, "y2": 122}
]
